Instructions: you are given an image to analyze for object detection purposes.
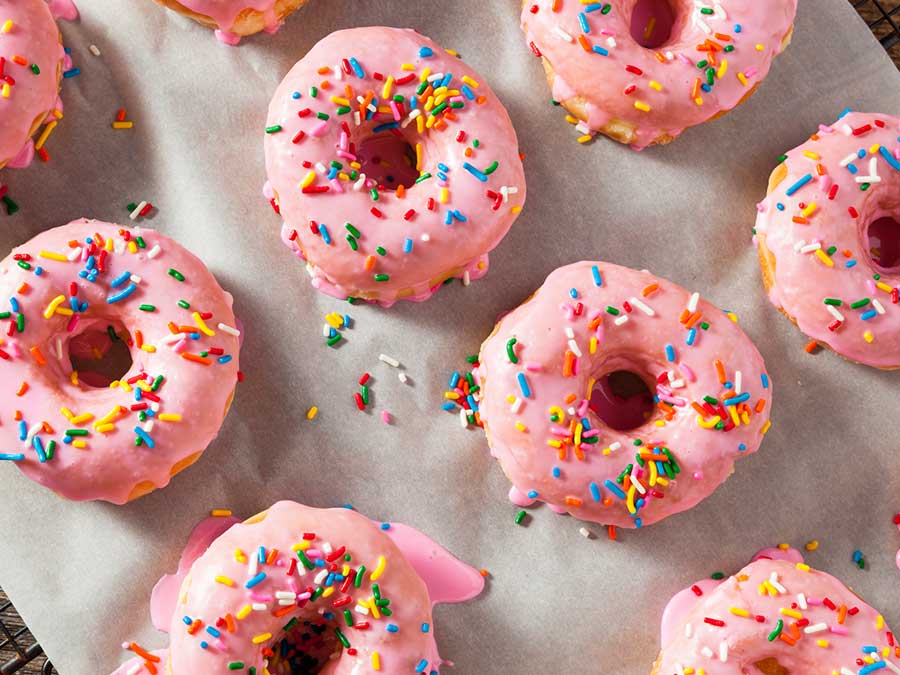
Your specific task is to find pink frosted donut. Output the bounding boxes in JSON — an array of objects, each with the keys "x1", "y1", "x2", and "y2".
[
  {"x1": 166, "y1": 501, "x2": 472, "y2": 674},
  {"x1": 476, "y1": 261, "x2": 772, "y2": 529},
  {"x1": 756, "y1": 111, "x2": 900, "y2": 369},
  {"x1": 521, "y1": 0, "x2": 797, "y2": 149},
  {"x1": 264, "y1": 27, "x2": 527, "y2": 305},
  {"x1": 153, "y1": 0, "x2": 308, "y2": 45},
  {"x1": 654, "y1": 548, "x2": 897, "y2": 675},
  {"x1": 0, "y1": 219, "x2": 241, "y2": 504},
  {"x1": 0, "y1": 0, "x2": 70, "y2": 168}
]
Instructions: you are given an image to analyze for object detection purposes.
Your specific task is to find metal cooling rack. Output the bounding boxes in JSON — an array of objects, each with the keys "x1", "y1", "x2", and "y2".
[{"x1": 0, "y1": 2, "x2": 897, "y2": 674}]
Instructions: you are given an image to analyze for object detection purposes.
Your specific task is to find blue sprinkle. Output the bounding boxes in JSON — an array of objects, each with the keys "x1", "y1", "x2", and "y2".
[
  {"x1": 734, "y1": 23, "x2": 742, "y2": 32},
  {"x1": 461, "y1": 84, "x2": 475, "y2": 100},
  {"x1": 846, "y1": 260, "x2": 857, "y2": 268},
  {"x1": 861, "y1": 309, "x2": 877, "y2": 321},
  {"x1": 291, "y1": 91, "x2": 301, "y2": 99},
  {"x1": 200, "y1": 641, "x2": 209, "y2": 650},
  {"x1": 761, "y1": 373, "x2": 769, "y2": 388},
  {"x1": 17, "y1": 420, "x2": 27, "y2": 441},
  {"x1": 441, "y1": 402, "x2": 455, "y2": 411},
  {"x1": 847, "y1": 163, "x2": 858, "y2": 175},
  {"x1": 879, "y1": 145, "x2": 900, "y2": 171},
  {"x1": 701, "y1": 83, "x2": 712, "y2": 93},
  {"x1": 421, "y1": 623, "x2": 430, "y2": 633},
  {"x1": 552, "y1": 466, "x2": 561, "y2": 478},
  {"x1": 206, "y1": 626, "x2": 221, "y2": 638},
  {"x1": 217, "y1": 355, "x2": 233, "y2": 364},
  {"x1": 462, "y1": 162, "x2": 488, "y2": 182},
  {"x1": 724, "y1": 381, "x2": 733, "y2": 390},
  {"x1": 858, "y1": 148, "x2": 867, "y2": 159},
  {"x1": 182, "y1": 616, "x2": 193, "y2": 625},
  {"x1": 527, "y1": 490, "x2": 539, "y2": 499},
  {"x1": 738, "y1": 443, "x2": 747, "y2": 452},
  {"x1": 258, "y1": 546, "x2": 266, "y2": 563},
  {"x1": 403, "y1": 238, "x2": 413, "y2": 253},
  {"x1": 785, "y1": 173, "x2": 813, "y2": 196},
  {"x1": 63, "y1": 435, "x2": 73, "y2": 444},
  {"x1": 380, "y1": 523, "x2": 391, "y2": 530},
  {"x1": 386, "y1": 624, "x2": 399, "y2": 633},
  {"x1": 69, "y1": 297, "x2": 79, "y2": 312},
  {"x1": 604, "y1": 480, "x2": 627, "y2": 500},
  {"x1": 723, "y1": 392, "x2": 750, "y2": 406},
  {"x1": 852, "y1": 550, "x2": 862, "y2": 562},
  {"x1": 416, "y1": 660, "x2": 429, "y2": 673},
  {"x1": 418, "y1": 46, "x2": 434, "y2": 58},
  {"x1": 589, "y1": 482, "x2": 601, "y2": 502},
  {"x1": 592, "y1": 45, "x2": 609, "y2": 56},
  {"x1": 318, "y1": 223, "x2": 332, "y2": 245},
  {"x1": 859, "y1": 661, "x2": 885, "y2": 674},
  {"x1": 444, "y1": 211, "x2": 453, "y2": 226},
  {"x1": 63, "y1": 68, "x2": 80, "y2": 78},
  {"x1": 516, "y1": 372, "x2": 532, "y2": 398},
  {"x1": 106, "y1": 283, "x2": 137, "y2": 304},
  {"x1": 245, "y1": 572, "x2": 266, "y2": 589},
  {"x1": 348, "y1": 57, "x2": 365, "y2": 78},
  {"x1": 133, "y1": 426, "x2": 155, "y2": 448},
  {"x1": 665, "y1": 344, "x2": 675, "y2": 362},
  {"x1": 686, "y1": 328, "x2": 697, "y2": 346},
  {"x1": 578, "y1": 12, "x2": 590, "y2": 33},
  {"x1": 591, "y1": 265, "x2": 603, "y2": 286},
  {"x1": 838, "y1": 107, "x2": 853, "y2": 119},
  {"x1": 635, "y1": 518, "x2": 643, "y2": 528},
  {"x1": 373, "y1": 122, "x2": 400, "y2": 133},
  {"x1": 569, "y1": 288, "x2": 578, "y2": 299},
  {"x1": 776, "y1": 202, "x2": 785, "y2": 211},
  {"x1": 449, "y1": 372, "x2": 460, "y2": 388},
  {"x1": 32, "y1": 436, "x2": 47, "y2": 463},
  {"x1": 111, "y1": 270, "x2": 132, "y2": 288},
  {"x1": 9, "y1": 297, "x2": 19, "y2": 312},
  {"x1": 0, "y1": 453, "x2": 25, "y2": 461},
  {"x1": 584, "y1": 2, "x2": 604, "y2": 10},
  {"x1": 34, "y1": 266, "x2": 43, "y2": 276}
]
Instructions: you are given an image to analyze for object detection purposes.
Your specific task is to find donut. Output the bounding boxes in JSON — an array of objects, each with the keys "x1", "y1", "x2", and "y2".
[
  {"x1": 520, "y1": 0, "x2": 797, "y2": 148},
  {"x1": 152, "y1": 0, "x2": 308, "y2": 44},
  {"x1": 756, "y1": 111, "x2": 900, "y2": 369},
  {"x1": 0, "y1": 219, "x2": 241, "y2": 504},
  {"x1": 164, "y1": 501, "x2": 473, "y2": 674},
  {"x1": 476, "y1": 261, "x2": 772, "y2": 529},
  {"x1": 0, "y1": 0, "x2": 69, "y2": 168},
  {"x1": 653, "y1": 548, "x2": 897, "y2": 675},
  {"x1": 264, "y1": 27, "x2": 527, "y2": 305}
]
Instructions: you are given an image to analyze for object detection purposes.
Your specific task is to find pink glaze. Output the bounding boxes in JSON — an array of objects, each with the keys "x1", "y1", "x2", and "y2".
[
  {"x1": 161, "y1": 501, "x2": 480, "y2": 674},
  {"x1": 173, "y1": 0, "x2": 285, "y2": 43},
  {"x1": 521, "y1": 0, "x2": 797, "y2": 149},
  {"x1": 657, "y1": 549, "x2": 896, "y2": 674},
  {"x1": 0, "y1": 220, "x2": 241, "y2": 503},
  {"x1": 756, "y1": 111, "x2": 900, "y2": 368},
  {"x1": 47, "y1": 0, "x2": 77, "y2": 21},
  {"x1": 264, "y1": 27, "x2": 526, "y2": 306},
  {"x1": 0, "y1": 0, "x2": 68, "y2": 167},
  {"x1": 477, "y1": 262, "x2": 772, "y2": 528}
]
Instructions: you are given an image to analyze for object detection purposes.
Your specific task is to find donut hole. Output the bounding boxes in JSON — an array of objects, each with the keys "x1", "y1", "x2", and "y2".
[
  {"x1": 68, "y1": 326, "x2": 133, "y2": 388},
  {"x1": 266, "y1": 617, "x2": 341, "y2": 673},
  {"x1": 590, "y1": 370, "x2": 654, "y2": 431},
  {"x1": 356, "y1": 130, "x2": 419, "y2": 191},
  {"x1": 868, "y1": 214, "x2": 900, "y2": 271},
  {"x1": 754, "y1": 658, "x2": 788, "y2": 675},
  {"x1": 630, "y1": 0, "x2": 677, "y2": 49}
]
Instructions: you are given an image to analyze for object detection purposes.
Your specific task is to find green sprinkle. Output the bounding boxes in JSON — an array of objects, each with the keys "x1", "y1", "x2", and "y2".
[
  {"x1": 138, "y1": 303, "x2": 156, "y2": 312},
  {"x1": 327, "y1": 334, "x2": 342, "y2": 347},
  {"x1": 376, "y1": 246, "x2": 387, "y2": 256},
  {"x1": 700, "y1": 6, "x2": 713, "y2": 13},
  {"x1": 16, "y1": 260, "x2": 30, "y2": 270},
  {"x1": 700, "y1": 322, "x2": 710, "y2": 330},
  {"x1": 850, "y1": 298, "x2": 870, "y2": 309},
  {"x1": 168, "y1": 268, "x2": 185, "y2": 281},
  {"x1": 514, "y1": 510, "x2": 527, "y2": 525},
  {"x1": 126, "y1": 202, "x2": 137, "y2": 212},
  {"x1": 346, "y1": 235, "x2": 358, "y2": 251},
  {"x1": 768, "y1": 619, "x2": 783, "y2": 641},
  {"x1": 724, "y1": 44, "x2": 735, "y2": 52},
  {"x1": 151, "y1": 375, "x2": 164, "y2": 392},
  {"x1": 472, "y1": 139, "x2": 480, "y2": 148},
  {"x1": 506, "y1": 338, "x2": 519, "y2": 363},
  {"x1": 177, "y1": 299, "x2": 190, "y2": 309},
  {"x1": 265, "y1": 125, "x2": 283, "y2": 134},
  {"x1": 777, "y1": 154, "x2": 788, "y2": 164},
  {"x1": 310, "y1": 86, "x2": 318, "y2": 98},
  {"x1": 0, "y1": 312, "x2": 9, "y2": 320},
  {"x1": 710, "y1": 572, "x2": 725, "y2": 580},
  {"x1": 345, "y1": 223, "x2": 361, "y2": 238},
  {"x1": 344, "y1": 609, "x2": 353, "y2": 626},
  {"x1": 297, "y1": 550, "x2": 315, "y2": 570},
  {"x1": 483, "y1": 161, "x2": 499, "y2": 175},
  {"x1": 361, "y1": 384, "x2": 369, "y2": 405},
  {"x1": 466, "y1": 354, "x2": 479, "y2": 363},
  {"x1": 415, "y1": 172, "x2": 432, "y2": 184},
  {"x1": 16, "y1": 313, "x2": 24, "y2": 332},
  {"x1": 335, "y1": 628, "x2": 350, "y2": 649},
  {"x1": 370, "y1": 188, "x2": 379, "y2": 201},
  {"x1": 66, "y1": 429, "x2": 89, "y2": 436},
  {"x1": 430, "y1": 102, "x2": 448, "y2": 116},
  {"x1": 46, "y1": 440, "x2": 56, "y2": 461},
  {"x1": 354, "y1": 566, "x2": 366, "y2": 587},
  {"x1": 824, "y1": 298, "x2": 842, "y2": 306},
  {"x1": 2, "y1": 195, "x2": 19, "y2": 215},
  {"x1": 136, "y1": 236, "x2": 146, "y2": 249},
  {"x1": 374, "y1": 274, "x2": 390, "y2": 282},
  {"x1": 605, "y1": 306, "x2": 620, "y2": 316},
  {"x1": 30, "y1": 64, "x2": 40, "y2": 75},
  {"x1": 336, "y1": 106, "x2": 351, "y2": 115},
  {"x1": 316, "y1": 112, "x2": 329, "y2": 121},
  {"x1": 227, "y1": 663, "x2": 245, "y2": 671}
]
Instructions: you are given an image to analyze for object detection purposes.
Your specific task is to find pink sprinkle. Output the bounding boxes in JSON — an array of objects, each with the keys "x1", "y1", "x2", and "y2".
[
  {"x1": 381, "y1": 410, "x2": 391, "y2": 424},
  {"x1": 680, "y1": 363, "x2": 696, "y2": 382},
  {"x1": 581, "y1": 429, "x2": 600, "y2": 439},
  {"x1": 310, "y1": 120, "x2": 329, "y2": 137},
  {"x1": 524, "y1": 362, "x2": 543, "y2": 372},
  {"x1": 829, "y1": 625, "x2": 850, "y2": 635}
]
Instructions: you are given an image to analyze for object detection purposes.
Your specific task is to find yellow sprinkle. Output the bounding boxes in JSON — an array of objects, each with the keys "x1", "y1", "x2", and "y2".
[
  {"x1": 547, "y1": 439, "x2": 563, "y2": 449},
  {"x1": 34, "y1": 121, "x2": 57, "y2": 150},
  {"x1": 801, "y1": 203, "x2": 818, "y2": 218},
  {"x1": 210, "y1": 509, "x2": 232, "y2": 517},
  {"x1": 215, "y1": 575, "x2": 235, "y2": 587},
  {"x1": 192, "y1": 312, "x2": 216, "y2": 337},
  {"x1": 72, "y1": 440, "x2": 87, "y2": 449},
  {"x1": 419, "y1": 66, "x2": 431, "y2": 83},
  {"x1": 291, "y1": 541, "x2": 311, "y2": 551},
  {"x1": 70, "y1": 412, "x2": 94, "y2": 425},
  {"x1": 236, "y1": 604, "x2": 252, "y2": 620},
  {"x1": 877, "y1": 281, "x2": 894, "y2": 293},
  {"x1": 461, "y1": 75, "x2": 480, "y2": 89},
  {"x1": 382, "y1": 76, "x2": 394, "y2": 100},
  {"x1": 761, "y1": 421, "x2": 772, "y2": 434},
  {"x1": 803, "y1": 151, "x2": 821, "y2": 160},
  {"x1": 565, "y1": 115, "x2": 579, "y2": 125},
  {"x1": 111, "y1": 121, "x2": 134, "y2": 129},
  {"x1": 814, "y1": 249, "x2": 834, "y2": 267},
  {"x1": 755, "y1": 43, "x2": 764, "y2": 51},
  {"x1": 737, "y1": 72, "x2": 748, "y2": 87},
  {"x1": 877, "y1": 615, "x2": 885, "y2": 630},
  {"x1": 1, "y1": 20, "x2": 13, "y2": 33},
  {"x1": 777, "y1": 543, "x2": 790, "y2": 550},
  {"x1": 444, "y1": 392, "x2": 460, "y2": 400},
  {"x1": 626, "y1": 485, "x2": 637, "y2": 515},
  {"x1": 577, "y1": 134, "x2": 593, "y2": 144},
  {"x1": 372, "y1": 652, "x2": 382, "y2": 671},
  {"x1": 1, "y1": 83, "x2": 9, "y2": 99},
  {"x1": 329, "y1": 96, "x2": 350, "y2": 106},
  {"x1": 251, "y1": 633, "x2": 272, "y2": 644},
  {"x1": 649, "y1": 80, "x2": 662, "y2": 91},
  {"x1": 322, "y1": 586, "x2": 335, "y2": 598},
  {"x1": 306, "y1": 406, "x2": 318, "y2": 420},
  {"x1": 43, "y1": 295, "x2": 66, "y2": 319},
  {"x1": 634, "y1": 101, "x2": 651, "y2": 112},
  {"x1": 95, "y1": 423, "x2": 116, "y2": 433},
  {"x1": 589, "y1": 336, "x2": 598, "y2": 354},
  {"x1": 324, "y1": 313, "x2": 344, "y2": 329},
  {"x1": 38, "y1": 250, "x2": 69, "y2": 263},
  {"x1": 234, "y1": 548, "x2": 247, "y2": 563},
  {"x1": 697, "y1": 414, "x2": 721, "y2": 429},
  {"x1": 816, "y1": 639, "x2": 829, "y2": 648},
  {"x1": 400, "y1": 63, "x2": 415, "y2": 71},
  {"x1": 300, "y1": 171, "x2": 316, "y2": 189},
  {"x1": 127, "y1": 240, "x2": 138, "y2": 254},
  {"x1": 158, "y1": 413, "x2": 182, "y2": 422},
  {"x1": 415, "y1": 143, "x2": 423, "y2": 172},
  {"x1": 440, "y1": 187, "x2": 450, "y2": 204},
  {"x1": 370, "y1": 555, "x2": 387, "y2": 581},
  {"x1": 864, "y1": 330, "x2": 874, "y2": 344},
  {"x1": 796, "y1": 562, "x2": 811, "y2": 572},
  {"x1": 54, "y1": 307, "x2": 73, "y2": 316},
  {"x1": 729, "y1": 607, "x2": 751, "y2": 617},
  {"x1": 60, "y1": 407, "x2": 74, "y2": 420},
  {"x1": 717, "y1": 60, "x2": 728, "y2": 78},
  {"x1": 140, "y1": 344, "x2": 156, "y2": 353},
  {"x1": 780, "y1": 608, "x2": 803, "y2": 619},
  {"x1": 804, "y1": 540, "x2": 819, "y2": 551},
  {"x1": 515, "y1": 421, "x2": 528, "y2": 432}
]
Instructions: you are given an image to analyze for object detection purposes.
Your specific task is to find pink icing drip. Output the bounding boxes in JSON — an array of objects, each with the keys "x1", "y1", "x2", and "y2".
[{"x1": 47, "y1": 0, "x2": 78, "y2": 21}]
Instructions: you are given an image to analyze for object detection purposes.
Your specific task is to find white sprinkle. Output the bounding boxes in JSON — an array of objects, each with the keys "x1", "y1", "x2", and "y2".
[
  {"x1": 218, "y1": 323, "x2": 241, "y2": 337},
  {"x1": 89, "y1": 44, "x2": 101, "y2": 56},
  {"x1": 826, "y1": 304, "x2": 845, "y2": 321},
  {"x1": 800, "y1": 242, "x2": 822, "y2": 254},
  {"x1": 567, "y1": 339, "x2": 582, "y2": 357},
  {"x1": 607, "y1": 441, "x2": 621, "y2": 453},
  {"x1": 578, "y1": 527, "x2": 593, "y2": 539},
  {"x1": 67, "y1": 246, "x2": 82, "y2": 261},
  {"x1": 161, "y1": 332, "x2": 187, "y2": 345},
  {"x1": 379, "y1": 353, "x2": 400, "y2": 367},
  {"x1": 718, "y1": 640, "x2": 728, "y2": 662},
  {"x1": 463, "y1": 270, "x2": 470, "y2": 286},
  {"x1": 613, "y1": 314, "x2": 629, "y2": 326},
  {"x1": 734, "y1": 370, "x2": 742, "y2": 394},
  {"x1": 354, "y1": 174, "x2": 367, "y2": 191},
  {"x1": 839, "y1": 152, "x2": 858, "y2": 167},
  {"x1": 509, "y1": 397, "x2": 523, "y2": 414},
  {"x1": 768, "y1": 572, "x2": 786, "y2": 594},
  {"x1": 553, "y1": 26, "x2": 574, "y2": 42},
  {"x1": 564, "y1": 327, "x2": 575, "y2": 339},
  {"x1": 251, "y1": 602, "x2": 267, "y2": 611},
  {"x1": 129, "y1": 274, "x2": 142, "y2": 284},
  {"x1": 322, "y1": 323, "x2": 331, "y2": 337},
  {"x1": 873, "y1": 298, "x2": 886, "y2": 315},
  {"x1": 459, "y1": 408, "x2": 469, "y2": 428},
  {"x1": 314, "y1": 569, "x2": 329, "y2": 584},
  {"x1": 628, "y1": 296, "x2": 655, "y2": 316},
  {"x1": 700, "y1": 646, "x2": 713, "y2": 659},
  {"x1": 143, "y1": 420, "x2": 154, "y2": 433},
  {"x1": 129, "y1": 201, "x2": 147, "y2": 220},
  {"x1": 804, "y1": 622, "x2": 827, "y2": 634},
  {"x1": 684, "y1": 623, "x2": 693, "y2": 639},
  {"x1": 247, "y1": 555, "x2": 258, "y2": 577},
  {"x1": 398, "y1": 372, "x2": 409, "y2": 384},
  {"x1": 355, "y1": 603, "x2": 370, "y2": 615},
  {"x1": 147, "y1": 244, "x2": 161, "y2": 259},
  {"x1": 797, "y1": 592, "x2": 808, "y2": 610},
  {"x1": 275, "y1": 591, "x2": 295, "y2": 599},
  {"x1": 687, "y1": 292, "x2": 700, "y2": 313},
  {"x1": 125, "y1": 664, "x2": 141, "y2": 675}
]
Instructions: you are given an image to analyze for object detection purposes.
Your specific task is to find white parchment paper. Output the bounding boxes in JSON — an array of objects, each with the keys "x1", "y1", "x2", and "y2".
[{"x1": 1, "y1": 1, "x2": 900, "y2": 673}]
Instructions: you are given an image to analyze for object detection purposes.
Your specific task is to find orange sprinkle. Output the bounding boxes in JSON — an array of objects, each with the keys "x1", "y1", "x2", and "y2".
[
  {"x1": 837, "y1": 605, "x2": 847, "y2": 624},
  {"x1": 41, "y1": 421, "x2": 54, "y2": 434},
  {"x1": 29, "y1": 346, "x2": 46, "y2": 365},
  {"x1": 679, "y1": 308, "x2": 690, "y2": 324},
  {"x1": 16, "y1": 382, "x2": 28, "y2": 396},
  {"x1": 755, "y1": 399, "x2": 767, "y2": 413},
  {"x1": 479, "y1": 569, "x2": 489, "y2": 577},
  {"x1": 17, "y1": 282, "x2": 29, "y2": 294},
  {"x1": 562, "y1": 350, "x2": 576, "y2": 377},
  {"x1": 577, "y1": 34, "x2": 592, "y2": 52},
  {"x1": 316, "y1": 66, "x2": 330, "y2": 75},
  {"x1": 135, "y1": 329, "x2": 143, "y2": 349},
  {"x1": 714, "y1": 359, "x2": 726, "y2": 384},
  {"x1": 181, "y1": 353, "x2": 211, "y2": 365},
  {"x1": 225, "y1": 613, "x2": 236, "y2": 633},
  {"x1": 395, "y1": 184, "x2": 405, "y2": 199},
  {"x1": 564, "y1": 497, "x2": 583, "y2": 507},
  {"x1": 692, "y1": 402, "x2": 708, "y2": 417},
  {"x1": 804, "y1": 340, "x2": 819, "y2": 354},
  {"x1": 266, "y1": 548, "x2": 279, "y2": 565},
  {"x1": 364, "y1": 255, "x2": 376, "y2": 271},
  {"x1": 608, "y1": 525, "x2": 617, "y2": 540},
  {"x1": 274, "y1": 603, "x2": 298, "y2": 617},
  {"x1": 684, "y1": 311, "x2": 703, "y2": 329},
  {"x1": 129, "y1": 643, "x2": 160, "y2": 662},
  {"x1": 642, "y1": 283, "x2": 659, "y2": 297}
]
